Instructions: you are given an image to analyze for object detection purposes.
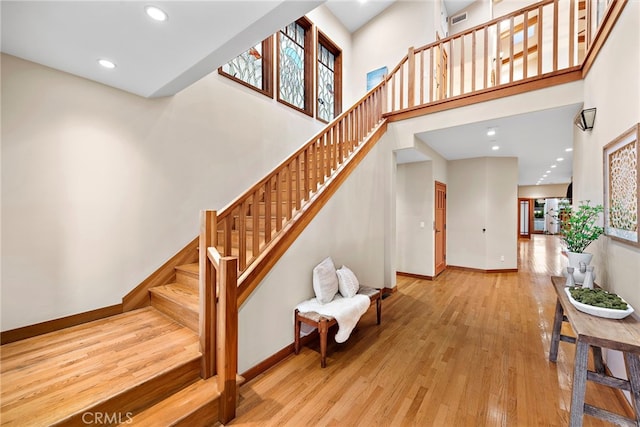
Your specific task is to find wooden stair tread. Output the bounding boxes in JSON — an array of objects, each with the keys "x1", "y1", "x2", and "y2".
[
  {"x1": 126, "y1": 377, "x2": 221, "y2": 426},
  {"x1": 127, "y1": 375, "x2": 246, "y2": 426},
  {"x1": 150, "y1": 283, "x2": 199, "y2": 312},
  {"x1": 0, "y1": 307, "x2": 201, "y2": 426},
  {"x1": 175, "y1": 262, "x2": 199, "y2": 275}
]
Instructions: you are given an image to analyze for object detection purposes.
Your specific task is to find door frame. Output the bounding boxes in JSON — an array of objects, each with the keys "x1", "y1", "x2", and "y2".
[{"x1": 434, "y1": 181, "x2": 447, "y2": 276}]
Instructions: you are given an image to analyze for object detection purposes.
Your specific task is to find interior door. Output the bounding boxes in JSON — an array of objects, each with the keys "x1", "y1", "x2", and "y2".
[
  {"x1": 518, "y1": 198, "x2": 532, "y2": 239},
  {"x1": 435, "y1": 181, "x2": 447, "y2": 276}
]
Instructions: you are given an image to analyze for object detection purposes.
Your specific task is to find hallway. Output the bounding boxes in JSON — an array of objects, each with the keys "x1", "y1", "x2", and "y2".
[{"x1": 230, "y1": 235, "x2": 631, "y2": 426}]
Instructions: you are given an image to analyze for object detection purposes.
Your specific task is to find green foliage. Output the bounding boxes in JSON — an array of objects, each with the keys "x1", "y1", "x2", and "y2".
[
  {"x1": 569, "y1": 286, "x2": 628, "y2": 310},
  {"x1": 557, "y1": 201, "x2": 604, "y2": 253}
]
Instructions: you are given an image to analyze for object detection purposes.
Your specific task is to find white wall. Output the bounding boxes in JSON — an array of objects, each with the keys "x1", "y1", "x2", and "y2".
[
  {"x1": 574, "y1": 0, "x2": 640, "y2": 312},
  {"x1": 396, "y1": 161, "x2": 434, "y2": 276},
  {"x1": 572, "y1": 0, "x2": 640, "y2": 397},
  {"x1": 448, "y1": 0, "x2": 491, "y2": 35},
  {"x1": 238, "y1": 132, "x2": 391, "y2": 372},
  {"x1": 350, "y1": 0, "x2": 437, "y2": 100},
  {"x1": 447, "y1": 157, "x2": 518, "y2": 270},
  {"x1": 307, "y1": 5, "x2": 356, "y2": 107},
  {"x1": 0, "y1": 9, "x2": 358, "y2": 332},
  {"x1": 448, "y1": 158, "x2": 489, "y2": 268},
  {"x1": 518, "y1": 183, "x2": 570, "y2": 199}
]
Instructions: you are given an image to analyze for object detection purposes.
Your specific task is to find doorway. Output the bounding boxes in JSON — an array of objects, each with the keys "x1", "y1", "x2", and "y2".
[
  {"x1": 518, "y1": 198, "x2": 532, "y2": 239},
  {"x1": 435, "y1": 181, "x2": 447, "y2": 276}
]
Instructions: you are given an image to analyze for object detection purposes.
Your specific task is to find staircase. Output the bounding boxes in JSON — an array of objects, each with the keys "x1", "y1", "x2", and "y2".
[{"x1": 1, "y1": 268, "x2": 244, "y2": 427}]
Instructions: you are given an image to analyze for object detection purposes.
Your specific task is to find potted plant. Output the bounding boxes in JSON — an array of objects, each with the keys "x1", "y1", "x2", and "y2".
[{"x1": 557, "y1": 200, "x2": 604, "y2": 283}]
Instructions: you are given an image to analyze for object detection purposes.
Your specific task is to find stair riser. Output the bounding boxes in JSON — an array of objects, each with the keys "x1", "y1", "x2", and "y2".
[
  {"x1": 231, "y1": 216, "x2": 279, "y2": 231},
  {"x1": 176, "y1": 270, "x2": 198, "y2": 290},
  {"x1": 54, "y1": 359, "x2": 201, "y2": 427},
  {"x1": 250, "y1": 202, "x2": 298, "y2": 217},
  {"x1": 150, "y1": 292, "x2": 199, "y2": 333}
]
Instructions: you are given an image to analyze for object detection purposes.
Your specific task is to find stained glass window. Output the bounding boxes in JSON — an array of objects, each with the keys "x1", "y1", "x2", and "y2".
[
  {"x1": 222, "y1": 43, "x2": 263, "y2": 89},
  {"x1": 219, "y1": 37, "x2": 272, "y2": 96},
  {"x1": 318, "y1": 45, "x2": 336, "y2": 122},
  {"x1": 317, "y1": 32, "x2": 342, "y2": 123},
  {"x1": 278, "y1": 19, "x2": 311, "y2": 114}
]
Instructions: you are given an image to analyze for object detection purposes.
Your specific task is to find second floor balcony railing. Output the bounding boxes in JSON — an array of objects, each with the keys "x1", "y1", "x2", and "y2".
[{"x1": 384, "y1": 0, "x2": 618, "y2": 115}]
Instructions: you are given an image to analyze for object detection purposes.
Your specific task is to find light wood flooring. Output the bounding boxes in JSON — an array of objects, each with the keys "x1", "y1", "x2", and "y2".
[
  {"x1": 0, "y1": 307, "x2": 201, "y2": 426},
  {"x1": 230, "y1": 235, "x2": 632, "y2": 426}
]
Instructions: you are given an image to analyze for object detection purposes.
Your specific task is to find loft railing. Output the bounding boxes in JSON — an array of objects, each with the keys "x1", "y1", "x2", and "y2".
[{"x1": 385, "y1": 0, "x2": 590, "y2": 114}]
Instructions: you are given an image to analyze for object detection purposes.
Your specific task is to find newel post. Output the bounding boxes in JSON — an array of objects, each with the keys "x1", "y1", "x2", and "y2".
[
  {"x1": 199, "y1": 210, "x2": 217, "y2": 379},
  {"x1": 217, "y1": 256, "x2": 238, "y2": 424}
]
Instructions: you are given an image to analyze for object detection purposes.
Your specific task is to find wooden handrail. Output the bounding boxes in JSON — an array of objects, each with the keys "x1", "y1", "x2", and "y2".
[{"x1": 213, "y1": 81, "x2": 386, "y2": 284}]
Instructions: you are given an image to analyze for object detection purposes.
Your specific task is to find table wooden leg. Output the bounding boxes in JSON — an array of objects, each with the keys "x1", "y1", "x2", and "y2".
[
  {"x1": 376, "y1": 293, "x2": 381, "y2": 325},
  {"x1": 591, "y1": 346, "x2": 605, "y2": 375},
  {"x1": 624, "y1": 352, "x2": 640, "y2": 425},
  {"x1": 550, "y1": 299, "x2": 564, "y2": 362},
  {"x1": 570, "y1": 339, "x2": 589, "y2": 427}
]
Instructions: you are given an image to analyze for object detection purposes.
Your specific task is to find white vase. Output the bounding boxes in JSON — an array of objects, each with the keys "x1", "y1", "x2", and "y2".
[{"x1": 565, "y1": 252, "x2": 595, "y2": 284}]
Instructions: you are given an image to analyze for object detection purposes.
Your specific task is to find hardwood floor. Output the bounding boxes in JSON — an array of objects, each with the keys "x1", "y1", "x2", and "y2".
[
  {"x1": 0, "y1": 307, "x2": 201, "y2": 426},
  {"x1": 230, "y1": 235, "x2": 631, "y2": 426}
]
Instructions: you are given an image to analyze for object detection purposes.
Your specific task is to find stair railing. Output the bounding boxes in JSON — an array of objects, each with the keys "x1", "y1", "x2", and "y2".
[
  {"x1": 214, "y1": 82, "x2": 386, "y2": 304},
  {"x1": 385, "y1": 0, "x2": 585, "y2": 114},
  {"x1": 199, "y1": 210, "x2": 238, "y2": 424}
]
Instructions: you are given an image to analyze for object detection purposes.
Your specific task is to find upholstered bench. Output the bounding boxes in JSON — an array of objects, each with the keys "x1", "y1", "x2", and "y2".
[{"x1": 294, "y1": 286, "x2": 382, "y2": 368}]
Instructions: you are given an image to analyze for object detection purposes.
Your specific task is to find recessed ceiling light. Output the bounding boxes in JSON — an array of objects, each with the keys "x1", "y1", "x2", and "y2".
[
  {"x1": 551, "y1": 165, "x2": 557, "y2": 168},
  {"x1": 98, "y1": 59, "x2": 116, "y2": 69},
  {"x1": 557, "y1": 157, "x2": 564, "y2": 162},
  {"x1": 546, "y1": 170, "x2": 551, "y2": 173},
  {"x1": 491, "y1": 145, "x2": 500, "y2": 150},
  {"x1": 543, "y1": 174, "x2": 548, "y2": 177},
  {"x1": 565, "y1": 148, "x2": 573, "y2": 152},
  {"x1": 145, "y1": 5, "x2": 168, "y2": 21},
  {"x1": 487, "y1": 129, "x2": 496, "y2": 137}
]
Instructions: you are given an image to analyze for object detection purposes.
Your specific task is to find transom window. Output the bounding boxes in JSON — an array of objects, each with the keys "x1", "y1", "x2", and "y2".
[{"x1": 219, "y1": 37, "x2": 273, "y2": 97}]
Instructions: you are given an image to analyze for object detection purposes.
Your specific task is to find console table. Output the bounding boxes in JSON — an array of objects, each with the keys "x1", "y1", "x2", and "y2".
[{"x1": 548, "y1": 276, "x2": 640, "y2": 426}]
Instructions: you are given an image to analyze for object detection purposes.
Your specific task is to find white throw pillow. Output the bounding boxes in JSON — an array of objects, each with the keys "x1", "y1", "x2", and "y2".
[
  {"x1": 312, "y1": 257, "x2": 339, "y2": 304},
  {"x1": 337, "y1": 265, "x2": 360, "y2": 298}
]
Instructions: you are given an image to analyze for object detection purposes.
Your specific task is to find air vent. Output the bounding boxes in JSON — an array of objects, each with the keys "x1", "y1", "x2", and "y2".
[{"x1": 450, "y1": 12, "x2": 468, "y2": 25}]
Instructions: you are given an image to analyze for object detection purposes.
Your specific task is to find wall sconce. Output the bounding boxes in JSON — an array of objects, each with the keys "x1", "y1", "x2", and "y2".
[{"x1": 574, "y1": 108, "x2": 597, "y2": 131}]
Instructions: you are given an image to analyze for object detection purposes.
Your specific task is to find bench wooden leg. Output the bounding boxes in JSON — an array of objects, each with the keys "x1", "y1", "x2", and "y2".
[
  {"x1": 294, "y1": 309, "x2": 301, "y2": 355},
  {"x1": 319, "y1": 318, "x2": 329, "y2": 368},
  {"x1": 376, "y1": 293, "x2": 382, "y2": 325}
]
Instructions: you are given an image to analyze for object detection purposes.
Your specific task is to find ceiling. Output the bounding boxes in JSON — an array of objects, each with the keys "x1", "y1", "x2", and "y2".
[
  {"x1": 0, "y1": 1, "x2": 322, "y2": 98},
  {"x1": 414, "y1": 104, "x2": 582, "y2": 186},
  {"x1": 1, "y1": 0, "x2": 575, "y2": 186}
]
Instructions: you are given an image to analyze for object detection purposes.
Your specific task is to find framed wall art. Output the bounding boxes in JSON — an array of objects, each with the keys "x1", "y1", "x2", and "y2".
[{"x1": 603, "y1": 123, "x2": 640, "y2": 246}]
